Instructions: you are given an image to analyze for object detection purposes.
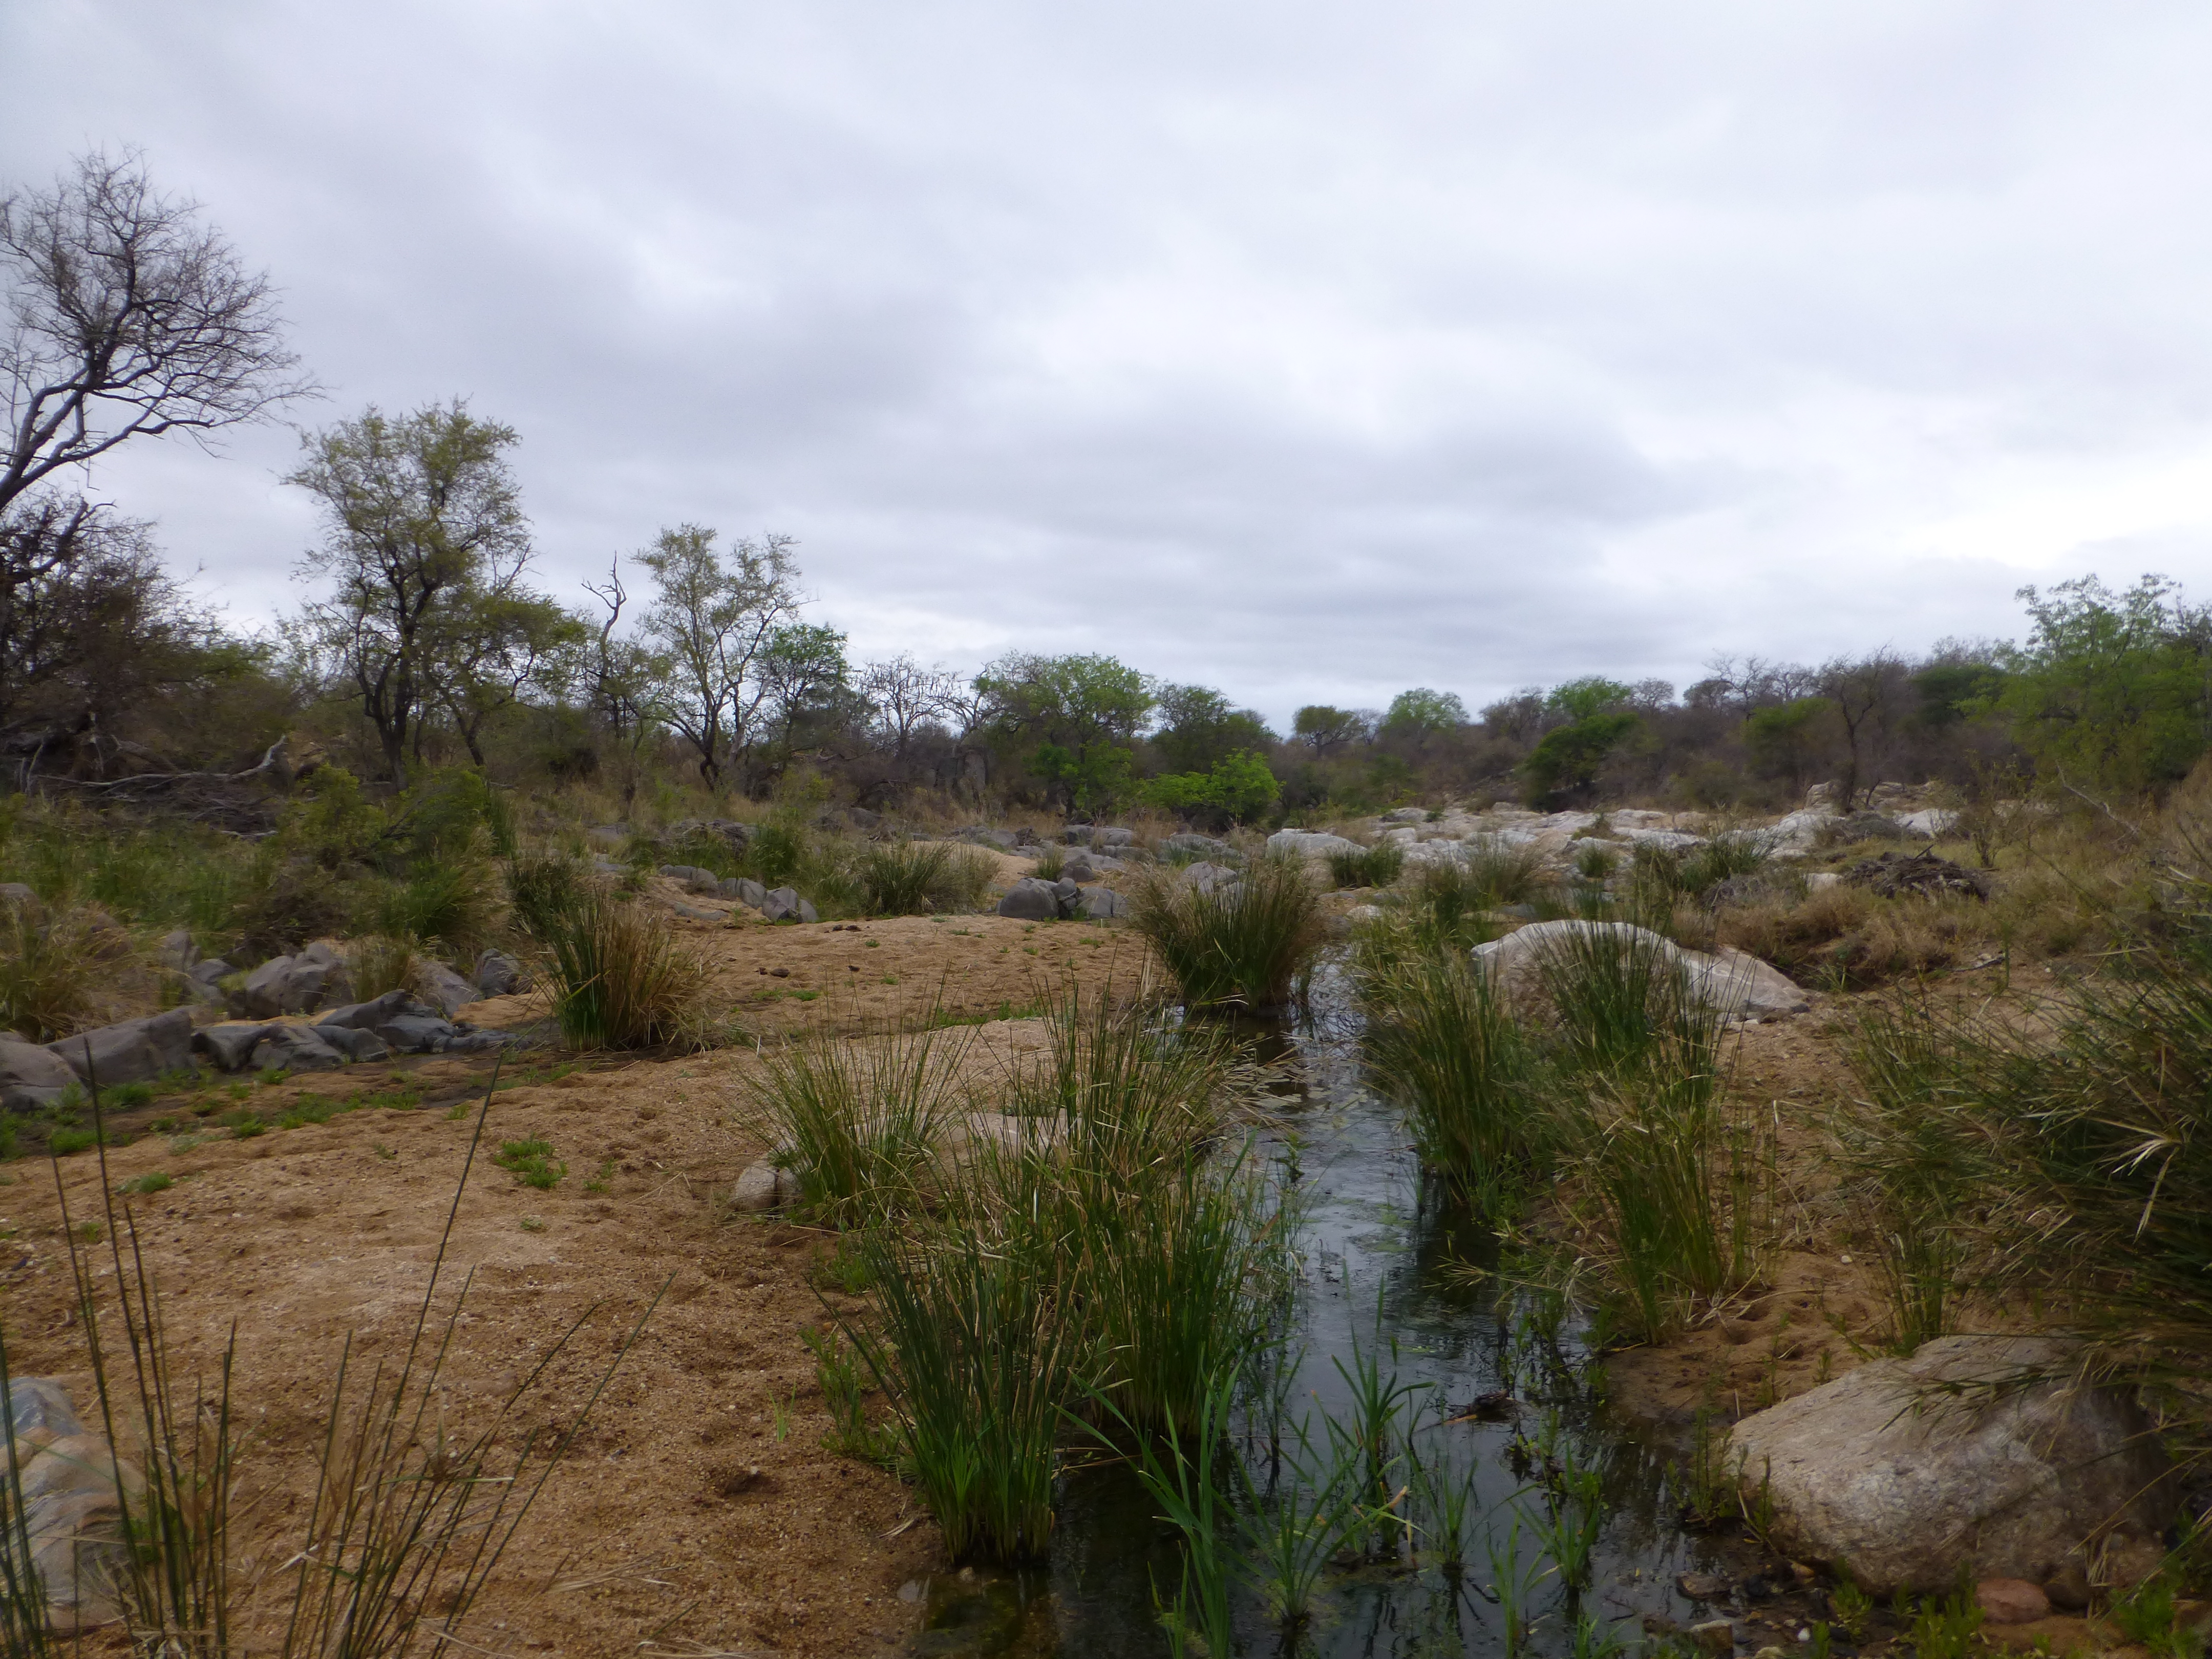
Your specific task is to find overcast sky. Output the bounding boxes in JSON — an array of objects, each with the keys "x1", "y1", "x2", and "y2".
[{"x1": 8, "y1": 2, "x2": 2212, "y2": 726}]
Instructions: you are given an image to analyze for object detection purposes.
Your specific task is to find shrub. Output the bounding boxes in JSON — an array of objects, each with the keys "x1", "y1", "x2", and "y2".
[
  {"x1": 1128, "y1": 854, "x2": 1327, "y2": 1011},
  {"x1": 229, "y1": 849, "x2": 360, "y2": 960},
  {"x1": 1327, "y1": 841, "x2": 1405, "y2": 890},
  {"x1": 505, "y1": 848, "x2": 592, "y2": 941},
  {"x1": 738, "y1": 1025, "x2": 971, "y2": 1224},
  {"x1": 536, "y1": 893, "x2": 708, "y2": 1049}
]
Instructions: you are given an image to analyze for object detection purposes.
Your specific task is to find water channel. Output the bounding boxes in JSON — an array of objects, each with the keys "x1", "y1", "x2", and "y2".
[{"x1": 905, "y1": 954, "x2": 1833, "y2": 1658}]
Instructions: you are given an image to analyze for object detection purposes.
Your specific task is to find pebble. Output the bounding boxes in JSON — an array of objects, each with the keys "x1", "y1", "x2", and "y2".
[
  {"x1": 1976, "y1": 1579, "x2": 2052, "y2": 1625},
  {"x1": 1689, "y1": 1619, "x2": 1736, "y2": 1653}
]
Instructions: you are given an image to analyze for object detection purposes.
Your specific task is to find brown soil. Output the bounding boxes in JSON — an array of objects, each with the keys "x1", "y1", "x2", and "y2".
[{"x1": 3, "y1": 910, "x2": 1153, "y2": 1659}]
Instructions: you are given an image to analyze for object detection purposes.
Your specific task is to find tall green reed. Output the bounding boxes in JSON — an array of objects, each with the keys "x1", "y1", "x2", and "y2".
[
  {"x1": 1129, "y1": 854, "x2": 1328, "y2": 1011},
  {"x1": 738, "y1": 1023, "x2": 972, "y2": 1224}
]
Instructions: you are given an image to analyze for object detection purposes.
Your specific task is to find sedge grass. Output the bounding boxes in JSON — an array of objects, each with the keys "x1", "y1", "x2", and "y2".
[
  {"x1": 1129, "y1": 854, "x2": 1327, "y2": 1011},
  {"x1": 1360, "y1": 948, "x2": 1547, "y2": 1217},
  {"x1": 738, "y1": 1023, "x2": 973, "y2": 1225},
  {"x1": 1327, "y1": 841, "x2": 1406, "y2": 890},
  {"x1": 846, "y1": 1216, "x2": 1082, "y2": 1562},
  {"x1": 536, "y1": 891, "x2": 708, "y2": 1049}
]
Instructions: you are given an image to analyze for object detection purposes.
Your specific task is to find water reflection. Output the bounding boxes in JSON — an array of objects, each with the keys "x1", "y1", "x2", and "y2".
[{"x1": 914, "y1": 955, "x2": 1747, "y2": 1658}]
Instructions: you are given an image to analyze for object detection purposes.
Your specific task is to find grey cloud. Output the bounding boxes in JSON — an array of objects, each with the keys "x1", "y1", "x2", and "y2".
[{"x1": 9, "y1": 2, "x2": 2212, "y2": 727}]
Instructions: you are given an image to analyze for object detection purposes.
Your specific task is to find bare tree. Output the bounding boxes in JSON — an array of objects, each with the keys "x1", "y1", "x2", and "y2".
[
  {"x1": 1818, "y1": 650, "x2": 1909, "y2": 809},
  {"x1": 575, "y1": 560, "x2": 652, "y2": 798},
  {"x1": 860, "y1": 652, "x2": 961, "y2": 759},
  {"x1": 634, "y1": 525, "x2": 801, "y2": 789},
  {"x1": 2, "y1": 150, "x2": 313, "y2": 516}
]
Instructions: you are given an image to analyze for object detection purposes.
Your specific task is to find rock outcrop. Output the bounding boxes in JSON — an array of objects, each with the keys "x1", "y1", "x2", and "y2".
[
  {"x1": 1725, "y1": 1336, "x2": 2175, "y2": 1599},
  {"x1": 1471, "y1": 920, "x2": 1809, "y2": 1019}
]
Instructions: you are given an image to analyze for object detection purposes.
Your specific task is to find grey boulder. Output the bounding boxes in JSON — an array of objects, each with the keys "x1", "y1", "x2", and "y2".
[
  {"x1": 418, "y1": 961, "x2": 483, "y2": 1017},
  {"x1": 997, "y1": 877, "x2": 1061, "y2": 921},
  {"x1": 187, "y1": 959, "x2": 232, "y2": 987},
  {"x1": 475, "y1": 949, "x2": 526, "y2": 996},
  {"x1": 249, "y1": 1024, "x2": 345, "y2": 1073},
  {"x1": 192, "y1": 1022, "x2": 276, "y2": 1072},
  {"x1": 731, "y1": 1158, "x2": 804, "y2": 1213},
  {"x1": 760, "y1": 887, "x2": 818, "y2": 923},
  {"x1": 659, "y1": 863, "x2": 720, "y2": 891},
  {"x1": 1726, "y1": 1336, "x2": 2175, "y2": 1598},
  {"x1": 1161, "y1": 832, "x2": 1232, "y2": 858},
  {"x1": 1266, "y1": 829, "x2": 1365, "y2": 859},
  {"x1": 315, "y1": 989, "x2": 420, "y2": 1031},
  {"x1": 727, "y1": 876, "x2": 767, "y2": 909},
  {"x1": 1080, "y1": 887, "x2": 1126, "y2": 920},
  {"x1": 156, "y1": 928, "x2": 197, "y2": 972},
  {"x1": 1094, "y1": 826, "x2": 1135, "y2": 848},
  {"x1": 46, "y1": 1009, "x2": 195, "y2": 1087},
  {"x1": 0, "y1": 1038, "x2": 78, "y2": 1111},
  {"x1": 233, "y1": 954, "x2": 339, "y2": 1019},
  {"x1": 317, "y1": 1025, "x2": 390, "y2": 1062},
  {"x1": 1472, "y1": 921, "x2": 1809, "y2": 1019},
  {"x1": 1063, "y1": 858, "x2": 1099, "y2": 884},
  {"x1": 1182, "y1": 861, "x2": 1241, "y2": 897}
]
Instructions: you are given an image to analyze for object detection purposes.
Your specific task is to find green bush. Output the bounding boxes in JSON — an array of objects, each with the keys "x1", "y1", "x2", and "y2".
[
  {"x1": 1327, "y1": 841, "x2": 1405, "y2": 890},
  {"x1": 505, "y1": 849, "x2": 592, "y2": 940},
  {"x1": 840, "y1": 841, "x2": 996, "y2": 917}
]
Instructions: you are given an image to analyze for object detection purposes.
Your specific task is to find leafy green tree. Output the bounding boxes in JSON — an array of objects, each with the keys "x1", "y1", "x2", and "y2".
[
  {"x1": 1293, "y1": 705, "x2": 1369, "y2": 755},
  {"x1": 757, "y1": 622, "x2": 854, "y2": 762},
  {"x1": 633, "y1": 524, "x2": 802, "y2": 789},
  {"x1": 1911, "y1": 661, "x2": 2006, "y2": 729},
  {"x1": 1997, "y1": 576, "x2": 2212, "y2": 795},
  {"x1": 975, "y1": 652, "x2": 1153, "y2": 811},
  {"x1": 291, "y1": 402, "x2": 569, "y2": 783},
  {"x1": 1380, "y1": 687, "x2": 1470, "y2": 739},
  {"x1": 1151, "y1": 683, "x2": 1274, "y2": 774},
  {"x1": 1544, "y1": 677, "x2": 1633, "y2": 721},
  {"x1": 1743, "y1": 697, "x2": 1833, "y2": 796},
  {"x1": 1138, "y1": 749, "x2": 1280, "y2": 826},
  {"x1": 1521, "y1": 711, "x2": 1638, "y2": 805}
]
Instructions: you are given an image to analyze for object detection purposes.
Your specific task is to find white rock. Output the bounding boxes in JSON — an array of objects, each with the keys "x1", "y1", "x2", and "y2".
[
  {"x1": 1471, "y1": 920, "x2": 1810, "y2": 1019},
  {"x1": 731, "y1": 1159, "x2": 801, "y2": 1213},
  {"x1": 1898, "y1": 807, "x2": 1959, "y2": 839},
  {"x1": 1726, "y1": 1336, "x2": 2175, "y2": 1597},
  {"x1": 1266, "y1": 830, "x2": 1365, "y2": 859}
]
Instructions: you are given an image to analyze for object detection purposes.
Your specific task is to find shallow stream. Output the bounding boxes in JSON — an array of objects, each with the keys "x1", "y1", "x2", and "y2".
[{"x1": 905, "y1": 956, "x2": 1834, "y2": 1658}]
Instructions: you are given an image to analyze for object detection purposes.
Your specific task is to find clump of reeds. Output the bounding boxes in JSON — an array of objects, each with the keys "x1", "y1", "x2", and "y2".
[
  {"x1": 828, "y1": 990, "x2": 1283, "y2": 1560},
  {"x1": 737, "y1": 1024, "x2": 973, "y2": 1224},
  {"x1": 504, "y1": 847, "x2": 593, "y2": 939},
  {"x1": 1525, "y1": 926, "x2": 1754, "y2": 1343},
  {"x1": 1129, "y1": 854, "x2": 1327, "y2": 1011},
  {"x1": 345, "y1": 934, "x2": 423, "y2": 1002},
  {"x1": 0, "y1": 900, "x2": 121, "y2": 1040},
  {"x1": 535, "y1": 892, "x2": 708, "y2": 1048},
  {"x1": 846, "y1": 1200, "x2": 1084, "y2": 1562},
  {"x1": 845, "y1": 840, "x2": 996, "y2": 916},
  {"x1": 1327, "y1": 841, "x2": 1406, "y2": 890},
  {"x1": 1360, "y1": 948, "x2": 1547, "y2": 1216}
]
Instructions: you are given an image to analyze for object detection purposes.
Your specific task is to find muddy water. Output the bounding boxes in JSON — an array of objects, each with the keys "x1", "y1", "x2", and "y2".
[{"x1": 907, "y1": 957, "x2": 1833, "y2": 1657}]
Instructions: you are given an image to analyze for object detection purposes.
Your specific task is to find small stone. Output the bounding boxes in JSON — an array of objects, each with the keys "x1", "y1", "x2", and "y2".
[
  {"x1": 1678, "y1": 1574, "x2": 1730, "y2": 1601},
  {"x1": 1689, "y1": 1619, "x2": 1735, "y2": 1654},
  {"x1": 731, "y1": 1160, "x2": 785, "y2": 1213},
  {"x1": 1790, "y1": 1563, "x2": 1816, "y2": 1585},
  {"x1": 1976, "y1": 1580, "x2": 2051, "y2": 1625}
]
